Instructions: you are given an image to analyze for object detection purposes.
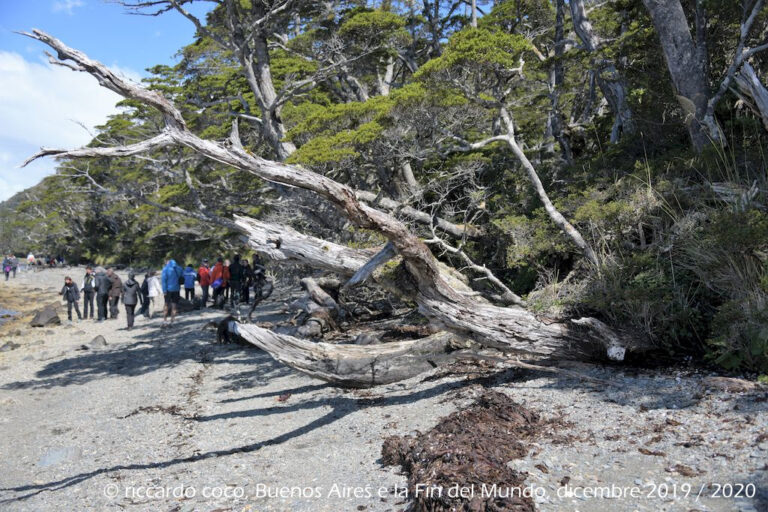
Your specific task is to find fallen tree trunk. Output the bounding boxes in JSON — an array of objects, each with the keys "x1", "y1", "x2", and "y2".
[
  {"x1": 237, "y1": 216, "x2": 475, "y2": 298},
  {"x1": 416, "y1": 295, "x2": 629, "y2": 360},
  {"x1": 229, "y1": 322, "x2": 467, "y2": 387},
  {"x1": 235, "y1": 215, "x2": 373, "y2": 276},
  {"x1": 22, "y1": 30, "x2": 649, "y2": 384}
]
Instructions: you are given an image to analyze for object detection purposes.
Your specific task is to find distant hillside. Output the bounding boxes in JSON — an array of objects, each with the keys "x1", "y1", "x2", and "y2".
[{"x1": 0, "y1": 182, "x2": 45, "y2": 255}]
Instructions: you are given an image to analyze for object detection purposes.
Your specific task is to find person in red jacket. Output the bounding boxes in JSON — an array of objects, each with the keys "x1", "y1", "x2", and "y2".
[
  {"x1": 198, "y1": 259, "x2": 212, "y2": 307},
  {"x1": 210, "y1": 257, "x2": 226, "y2": 308}
]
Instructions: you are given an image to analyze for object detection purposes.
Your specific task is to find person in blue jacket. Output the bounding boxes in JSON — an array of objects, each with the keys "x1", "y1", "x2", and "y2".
[
  {"x1": 183, "y1": 263, "x2": 197, "y2": 301},
  {"x1": 161, "y1": 258, "x2": 183, "y2": 326}
]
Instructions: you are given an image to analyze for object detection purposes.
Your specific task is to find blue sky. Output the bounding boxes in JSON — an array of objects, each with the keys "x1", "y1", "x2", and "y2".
[{"x1": 0, "y1": 0, "x2": 213, "y2": 201}]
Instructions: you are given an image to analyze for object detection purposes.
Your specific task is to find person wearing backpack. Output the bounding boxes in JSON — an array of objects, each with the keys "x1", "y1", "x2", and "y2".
[
  {"x1": 2, "y1": 255, "x2": 10, "y2": 281},
  {"x1": 210, "y1": 257, "x2": 226, "y2": 308},
  {"x1": 198, "y1": 259, "x2": 211, "y2": 307},
  {"x1": 139, "y1": 272, "x2": 151, "y2": 318},
  {"x1": 60, "y1": 276, "x2": 82, "y2": 322},
  {"x1": 161, "y1": 258, "x2": 184, "y2": 326},
  {"x1": 183, "y1": 263, "x2": 197, "y2": 301},
  {"x1": 94, "y1": 266, "x2": 111, "y2": 322},
  {"x1": 81, "y1": 266, "x2": 96, "y2": 320},
  {"x1": 122, "y1": 272, "x2": 143, "y2": 330}
]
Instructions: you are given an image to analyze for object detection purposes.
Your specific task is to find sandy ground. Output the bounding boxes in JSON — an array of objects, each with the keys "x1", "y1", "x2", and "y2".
[{"x1": 0, "y1": 267, "x2": 766, "y2": 512}]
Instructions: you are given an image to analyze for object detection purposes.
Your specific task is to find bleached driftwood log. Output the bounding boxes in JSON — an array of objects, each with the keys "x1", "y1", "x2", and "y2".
[{"x1": 229, "y1": 322, "x2": 466, "y2": 387}]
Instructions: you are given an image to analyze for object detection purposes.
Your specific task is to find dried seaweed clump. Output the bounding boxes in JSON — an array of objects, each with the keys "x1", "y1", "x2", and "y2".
[{"x1": 382, "y1": 390, "x2": 541, "y2": 511}]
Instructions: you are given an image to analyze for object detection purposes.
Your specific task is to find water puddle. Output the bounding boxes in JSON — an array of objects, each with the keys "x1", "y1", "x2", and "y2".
[{"x1": 0, "y1": 307, "x2": 19, "y2": 327}]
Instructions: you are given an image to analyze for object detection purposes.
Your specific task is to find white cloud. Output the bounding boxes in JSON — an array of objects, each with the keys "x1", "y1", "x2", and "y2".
[
  {"x1": 52, "y1": 0, "x2": 85, "y2": 15},
  {"x1": 0, "y1": 51, "x2": 141, "y2": 201},
  {"x1": 0, "y1": 173, "x2": 27, "y2": 200}
]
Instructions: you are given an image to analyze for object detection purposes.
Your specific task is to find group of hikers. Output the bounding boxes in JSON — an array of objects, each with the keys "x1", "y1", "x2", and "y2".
[
  {"x1": 2, "y1": 255, "x2": 19, "y2": 281},
  {"x1": 3, "y1": 253, "x2": 68, "y2": 281},
  {"x1": 58, "y1": 254, "x2": 270, "y2": 330}
]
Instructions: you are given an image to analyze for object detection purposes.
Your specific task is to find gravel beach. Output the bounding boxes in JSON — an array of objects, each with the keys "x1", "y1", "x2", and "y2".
[{"x1": 0, "y1": 267, "x2": 765, "y2": 511}]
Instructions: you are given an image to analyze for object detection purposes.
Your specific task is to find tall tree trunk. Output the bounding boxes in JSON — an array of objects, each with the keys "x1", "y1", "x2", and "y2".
[
  {"x1": 423, "y1": 0, "x2": 443, "y2": 57},
  {"x1": 570, "y1": 0, "x2": 635, "y2": 143},
  {"x1": 641, "y1": 0, "x2": 723, "y2": 151},
  {"x1": 547, "y1": 0, "x2": 573, "y2": 162},
  {"x1": 377, "y1": 55, "x2": 396, "y2": 96},
  {"x1": 210, "y1": 0, "x2": 297, "y2": 161},
  {"x1": 250, "y1": 32, "x2": 297, "y2": 160}
]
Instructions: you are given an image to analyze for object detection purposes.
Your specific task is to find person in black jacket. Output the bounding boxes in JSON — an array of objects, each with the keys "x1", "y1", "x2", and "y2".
[
  {"x1": 122, "y1": 272, "x2": 143, "y2": 330},
  {"x1": 60, "y1": 276, "x2": 82, "y2": 321},
  {"x1": 139, "y1": 272, "x2": 151, "y2": 318},
  {"x1": 107, "y1": 268, "x2": 123, "y2": 319},
  {"x1": 94, "y1": 266, "x2": 111, "y2": 322},
  {"x1": 241, "y1": 259, "x2": 253, "y2": 304},
  {"x1": 81, "y1": 266, "x2": 95, "y2": 320},
  {"x1": 228, "y1": 254, "x2": 243, "y2": 307}
]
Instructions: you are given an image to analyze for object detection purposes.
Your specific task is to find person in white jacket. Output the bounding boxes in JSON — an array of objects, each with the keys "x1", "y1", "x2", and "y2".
[{"x1": 146, "y1": 271, "x2": 163, "y2": 318}]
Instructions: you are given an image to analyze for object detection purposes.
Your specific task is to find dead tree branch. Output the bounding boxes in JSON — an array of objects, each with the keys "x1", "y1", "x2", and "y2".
[{"x1": 21, "y1": 30, "x2": 643, "y2": 384}]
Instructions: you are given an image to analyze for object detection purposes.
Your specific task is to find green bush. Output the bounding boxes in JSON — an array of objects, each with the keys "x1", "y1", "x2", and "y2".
[
  {"x1": 580, "y1": 253, "x2": 704, "y2": 352},
  {"x1": 683, "y1": 210, "x2": 768, "y2": 372}
]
